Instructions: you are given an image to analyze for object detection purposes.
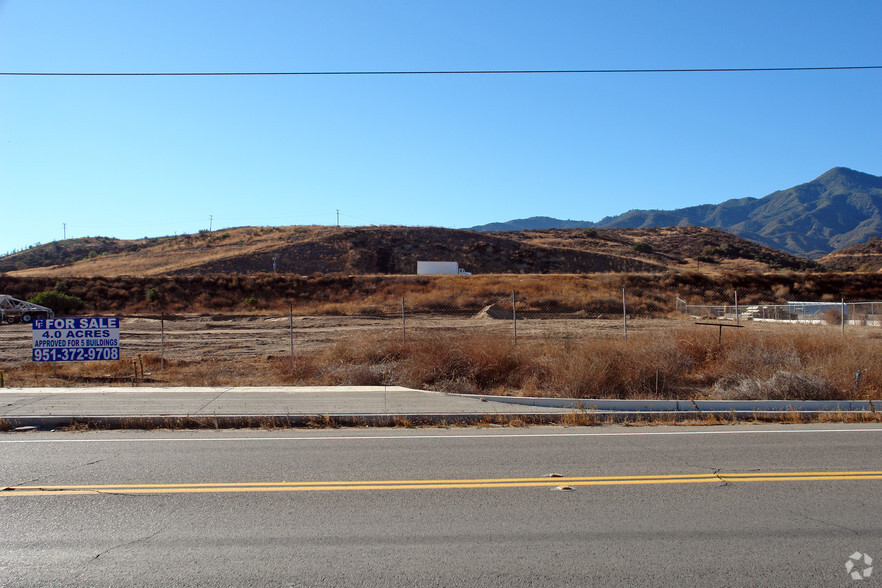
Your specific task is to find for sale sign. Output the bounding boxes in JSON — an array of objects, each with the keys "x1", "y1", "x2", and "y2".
[{"x1": 32, "y1": 318, "x2": 120, "y2": 362}]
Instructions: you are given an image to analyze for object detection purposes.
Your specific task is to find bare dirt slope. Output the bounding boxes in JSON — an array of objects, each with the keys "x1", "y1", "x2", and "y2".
[
  {"x1": 819, "y1": 237, "x2": 882, "y2": 271},
  {"x1": 3, "y1": 225, "x2": 814, "y2": 278}
]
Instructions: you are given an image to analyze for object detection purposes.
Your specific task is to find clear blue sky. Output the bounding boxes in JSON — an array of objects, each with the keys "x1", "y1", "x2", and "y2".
[{"x1": 1, "y1": 0, "x2": 880, "y2": 255}]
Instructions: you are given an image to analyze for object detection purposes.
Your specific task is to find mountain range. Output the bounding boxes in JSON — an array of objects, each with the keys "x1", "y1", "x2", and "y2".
[{"x1": 469, "y1": 167, "x2": 882, "y2": 259}]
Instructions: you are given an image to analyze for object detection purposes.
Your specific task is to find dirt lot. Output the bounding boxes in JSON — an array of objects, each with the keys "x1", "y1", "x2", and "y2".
[
  {"x1": 2, "y1": 312, "x2": 879, "y2": 399},
  {"x1": 0, "y1": 313, "x2": 691, "y2": 366},
  {"x1": 0, "y1": 312, "x2": 864, "y2": 367}
]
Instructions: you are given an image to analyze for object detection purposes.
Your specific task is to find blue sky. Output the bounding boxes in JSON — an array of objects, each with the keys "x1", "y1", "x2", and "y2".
[{"x1": 1, "y1": 0, "x2": 880, "y2": 255}]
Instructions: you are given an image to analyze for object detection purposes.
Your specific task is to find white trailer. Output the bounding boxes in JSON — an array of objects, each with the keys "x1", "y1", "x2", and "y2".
[
  {"x1": 416, "y1": 261, "x2": 471, "y2": 275},
  {"x1": 0, "y1": 295, "x2": 55, "y2": 325}
]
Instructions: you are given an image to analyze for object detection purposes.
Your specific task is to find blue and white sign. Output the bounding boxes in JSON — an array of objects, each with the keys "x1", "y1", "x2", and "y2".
[{"x1": 32, "y1": 318, "x2": 120, "y2": 362}]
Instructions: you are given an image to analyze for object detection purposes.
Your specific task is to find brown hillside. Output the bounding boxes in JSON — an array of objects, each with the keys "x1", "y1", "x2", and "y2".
[
  {"x1": 2, "y1": 272, "x2": 880, "y2": 317},
  {"x1": 3, "y1": 225, "x2": 812, "y2": 278},
  {"x1": 497, "y1": 226, "x2": 816, "y2": 273},
  {"x1": 819, "y1": 237, "x2": 882, "y2": 272}
]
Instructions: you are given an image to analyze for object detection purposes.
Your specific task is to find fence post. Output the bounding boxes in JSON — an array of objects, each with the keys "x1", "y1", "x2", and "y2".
[
  {"x1": 622, "y1": 287, "x2": 628, "y2": 340},
  {"x1": 841, "y1": 298, "x2": 845, "y2": 336},
  {"x1": 289, "y1": 303, "x2": 294, "y2": 359},
  {"x1": 512, "y1": 290, "x2": 517, "y2": 347},
  {"x1": 160, "y1": 311, "x2": 164, "y2": 371},
  {"x1": 735, "y1": 289, "x2": 739, "y2": 325},
  {"x1": 402, "y1": 297, "x2": 406, "y2": 342}
]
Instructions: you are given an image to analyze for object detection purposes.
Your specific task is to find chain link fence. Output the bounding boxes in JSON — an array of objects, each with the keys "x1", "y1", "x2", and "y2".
[
  {"x1": 129, "y1": 284, "x2": 881, "y2": 363},
  {"x1": 1, "y1": 279, "x2": 880, "y2": 366},
  {"x1": 676, "y1": 295, "x2": 882, "y2": 326}
]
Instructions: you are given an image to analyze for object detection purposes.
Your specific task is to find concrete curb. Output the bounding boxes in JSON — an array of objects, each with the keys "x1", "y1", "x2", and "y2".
[
  {"x1": 454, "y1": 394, "x2": 878, "y2": 413},
  {"x1": 2, "y1": 408, "x2": 879, "y2": 430},
  {"x1": 0, "y1": 413, "x2": 571, "y2": 430}
]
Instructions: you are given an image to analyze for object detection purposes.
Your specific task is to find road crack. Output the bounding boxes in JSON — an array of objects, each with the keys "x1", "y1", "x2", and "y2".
[
  {"x1": 194, "y1": 388, "x2": 230, "y2": 414},
  {"x1": 93, "y1": 529, "x2": 163, "y2": 560},
  {"x1": 779, "y1": 507, "x2": 864, "y2": 537},
  {"x1": 2, "y1": 477, "x2": 43, "y2": 490}
]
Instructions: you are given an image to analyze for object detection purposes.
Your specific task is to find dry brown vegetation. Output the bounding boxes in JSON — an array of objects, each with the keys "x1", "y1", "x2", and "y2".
[
  {"x1": 4, "y1": 225, "x2": 817, "y2": 278},
  {"x1": 3, "y1": 244, "x2": 880, "y2": 405},
  {"x1": 820, "y1": 236, "x2": 882, "y2": 272},
  {"x1": 4, "y1": 326, "x2": 879, "y2": 402},
  {"x1": 2, "y1": 271, "x2": 881, "y2": 317}
]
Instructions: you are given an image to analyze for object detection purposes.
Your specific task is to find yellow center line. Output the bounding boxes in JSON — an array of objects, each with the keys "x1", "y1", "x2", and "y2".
[{"x1": 3, "y1": 471, "x2": 881, "y2": 496}]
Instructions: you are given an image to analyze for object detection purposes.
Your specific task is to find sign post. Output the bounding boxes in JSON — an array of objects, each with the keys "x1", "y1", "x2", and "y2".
[{"x1": 32, "y1": 318, "x2": 120, "y2": 362}]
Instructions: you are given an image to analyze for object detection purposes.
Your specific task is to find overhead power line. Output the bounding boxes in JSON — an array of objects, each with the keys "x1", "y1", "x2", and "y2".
[{"x1": 1, "y1": 65, "x2": 881, "y2": 77}]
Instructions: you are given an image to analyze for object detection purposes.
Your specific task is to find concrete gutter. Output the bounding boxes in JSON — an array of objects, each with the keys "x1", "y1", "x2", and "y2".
[
  {"x1": 0, "y1": 413, "x2": 573, "y2": 430},
  {"x1": 453, "y1": 394, "x2": 878, "y2": 414},
  {"x1": 0, "y1": 386, "x2": 569, "y2": 430},
  {"x1": 0, "y1": 386, "x2": 877, "y2": 430}
]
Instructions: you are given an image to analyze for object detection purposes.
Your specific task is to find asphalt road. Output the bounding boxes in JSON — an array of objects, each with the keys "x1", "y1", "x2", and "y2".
[{"x1": 2, "y1": 424, "x2": 881, "y2": 586}]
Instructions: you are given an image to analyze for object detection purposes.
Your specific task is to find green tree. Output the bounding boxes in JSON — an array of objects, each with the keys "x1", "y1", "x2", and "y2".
[
  {"x1": 29, "y1": 290, "x2": 84, "y2": 314},
  {"x1": 145, "y1": 288, "x2": 164, "y2": 308}
]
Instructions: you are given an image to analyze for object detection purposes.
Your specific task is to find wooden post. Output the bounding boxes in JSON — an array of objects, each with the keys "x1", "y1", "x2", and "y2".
[
  {"x1": 401, "y1": 297, "x2": 406, "y2": 342},
  {"x1": 512, "y1": 290, "x2": 517, "y2": 347},
  {"x1": 622, "y1": 287, "x2": 628, "y2": 340},
  {"x1": 160, "y1": 311, "x2": 165, "y2": 371},
  {"x1": 735, "y1": 289, "x2": 739, "y2": 326},
  {"x1": 289, "y1": 303, "x2": 294, "y2": 359}
]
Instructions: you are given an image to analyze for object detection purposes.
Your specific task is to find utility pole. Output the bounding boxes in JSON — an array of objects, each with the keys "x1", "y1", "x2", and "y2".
[
  {"x1": 336, "y1": 210, "x2": 340, "y2": 227},
  {"x1": 63, "y1": 223, "x2": 66, "y2": 240},
  {"x1": 209, "y1": 215, "x2": 213, "y2": 232}
]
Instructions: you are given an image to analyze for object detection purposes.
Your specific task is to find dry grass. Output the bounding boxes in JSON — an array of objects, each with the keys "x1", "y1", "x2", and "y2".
[
  {"x1": 6, "y1": 325, "x2": 877, "y2": 402},
  {"x1": 5, "y1": 225, "x2": 821, "y2": 278},
  {"x1": 3, "y1": 270, "x2": 882, "y2": 318}
]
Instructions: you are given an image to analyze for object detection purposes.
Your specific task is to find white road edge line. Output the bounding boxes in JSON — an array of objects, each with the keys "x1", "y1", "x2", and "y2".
[{"x1": 1, "y1": 427, "x2": 881, "y2": 443}]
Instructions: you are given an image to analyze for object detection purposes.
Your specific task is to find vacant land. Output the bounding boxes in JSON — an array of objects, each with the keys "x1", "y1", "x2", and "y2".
[
  {"x1": 2, "y1": 268, "x2": 880, "y2": 401},
  {"x1": 0, "y1": 313, "x2": 672, "y2": 363},
  {"x1": 2, "y1": 313, "x2": 879, "y2": 401}
]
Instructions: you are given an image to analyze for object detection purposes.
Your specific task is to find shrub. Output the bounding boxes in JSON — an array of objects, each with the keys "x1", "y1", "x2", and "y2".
[
  {"x1": 632, "y1": 242, "x2": 653, "y2": 254},
  {"x1": 29, "y1": 290, "x2": 84, "y2": 314},
  {"x1": 145, "y1": 288, "x2": 163, "y2": 305},
  {"x1": 712, "y1": 371, "x2": 837, "y2": 401},
  {"x1": 822, "y1": 307, "x2": 843, "y2": 325}
]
